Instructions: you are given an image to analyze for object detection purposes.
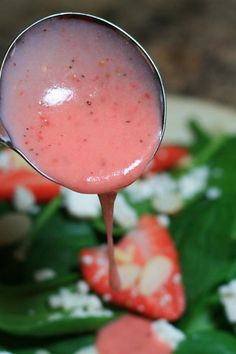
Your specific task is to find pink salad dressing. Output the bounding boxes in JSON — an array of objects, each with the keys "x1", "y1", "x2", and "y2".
[{"x1": 0, "y1": 15, "x2": 163, "y2": 289}]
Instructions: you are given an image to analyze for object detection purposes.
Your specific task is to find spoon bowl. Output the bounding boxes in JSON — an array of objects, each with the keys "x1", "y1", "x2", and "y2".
[{"x1": 0, "y1": 13, "x2": 166, "y2": 193}]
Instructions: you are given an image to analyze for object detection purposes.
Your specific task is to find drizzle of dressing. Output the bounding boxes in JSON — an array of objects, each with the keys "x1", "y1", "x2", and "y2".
[{"x1": 99, "y1": 192, "x2": 121, "y2": 291}]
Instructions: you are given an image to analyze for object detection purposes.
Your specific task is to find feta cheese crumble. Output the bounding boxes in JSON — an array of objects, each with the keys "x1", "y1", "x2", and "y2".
[
  {"x1": 62, "y1": 188, "x2": 100, "y2": 218},
  {"x1": 35, "y1": 350, "x2": 51, "y2": 354},
  {"x1": 219, "y1": 280, "x2": 236, "y2": 323},
  {"x1": 152, "y1": 192, "x2": 183, "y2": 214},
  {"x1": 113, "y1": 194, "x2": 137, "y2": 228},
  {"x1": 48, "y1": 286, "x2": 113, "y2": 318},
  {"x1": 76, "y1": 280, "x2": 90, "y2": 295},
  {"x1": 205, "y1": 186, "x2": 222, "y2": 200},
  {"x1": 34, "y1": 268, "x2": 56, "y2": 282},
  {"x1": 178, "y1": 166, "x2": 210, "y2": 200},
  {"x1": 151, "y1": 319, "x2": 185, "y2": 350},
  {"x1": 157, "y1": 214, "x2": 170, "y2": 227},
  {"x1": 74, "y1": 346, "x2": 98, "y2": 354},
  {"x1": 13, "y1": 186, "x2": 38, "y2": 213},
  {"x1": 0, "y1": 150, "x2": 11, "y2": 170}
]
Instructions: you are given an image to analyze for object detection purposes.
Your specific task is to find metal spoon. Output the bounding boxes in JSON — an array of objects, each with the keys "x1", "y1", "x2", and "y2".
[{"x1": 0, "y1": 12, "x2": 166, "y2": 184}]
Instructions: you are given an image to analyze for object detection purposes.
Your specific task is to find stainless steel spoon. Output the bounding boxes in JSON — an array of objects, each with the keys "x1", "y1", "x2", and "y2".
[{"x1": 0, "y1": 12, "x2": 166, "y2": 184}]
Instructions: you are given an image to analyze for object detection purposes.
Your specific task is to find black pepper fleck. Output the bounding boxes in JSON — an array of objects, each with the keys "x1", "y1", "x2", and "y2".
[{"x1": 86, "y1": 100, "x2": 92, "y2": 106}]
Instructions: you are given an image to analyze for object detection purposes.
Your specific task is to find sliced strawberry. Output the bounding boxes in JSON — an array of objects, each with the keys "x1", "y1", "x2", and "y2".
[
  {"x1": 148, "y1": 145, "x2": 189, "y2": 173},
  {"x1": 0, "y1": 149, "x2": 59, "y2": 202},
  {"x1": 80, "y1": 215, "x2": 185, "y2": 320},
  {"x1": 96, "y1": 315, "x2": 172, "y2": 354}
]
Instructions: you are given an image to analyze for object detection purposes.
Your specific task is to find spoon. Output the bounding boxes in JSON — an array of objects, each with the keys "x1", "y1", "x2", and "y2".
[{"x1": 0, "y1": 12, "x2": 166, "y2": 185}]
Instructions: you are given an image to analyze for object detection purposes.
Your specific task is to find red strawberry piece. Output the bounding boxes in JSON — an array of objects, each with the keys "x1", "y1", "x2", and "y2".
[
  {"x1": 148, "y1": 145, "x2": 189, "y2": 173},
  {"x1": 80, "y1": 215, "x2": 185, "y2": 320},
  {"x1": 96, "y1": 315, "x2": 172, "y2": 354},
  {"x1": 0, "y1": 149, "x2": 59, "y2": 202}
]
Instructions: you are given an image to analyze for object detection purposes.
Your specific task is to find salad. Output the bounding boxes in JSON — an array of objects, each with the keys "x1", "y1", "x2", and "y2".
[{"x1": 0, "y1": 114, "x2": 236, "y2": 353}]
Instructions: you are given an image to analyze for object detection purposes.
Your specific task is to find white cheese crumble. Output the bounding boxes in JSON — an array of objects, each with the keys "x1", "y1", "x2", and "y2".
[
  {"x1": 81, "y1": 255, "x2": 94, "y2": 265},
  {"x1": 125, "y1": 174, "x2": 177, "y2": 203},
  {"x1": 62, "y1": 188, "x2": 100, "y2": 218},
  {"x1": 35, "y1": 350, "x2": 51, "y2": 354},
  {"x1": 113, "y1": 194, "x2": 137, "y2": 229},
  {"x1": 219, "y1": 280, "x2": 236, "y2": 323},
  {"x1": 125, "y1": 179, "x2": 154, "y2": 202},
  {"x1": 0, "y1": 150, "x2": 11, "y2": 170},
  {"x1": 34, "y1": 268, "x2": 56, "y2": 282},
  {"x1": 70, "y1": 308, "x2": 113, "y2": 318},
  {"x1": 205, "y1": 186, "x2": 222, "y2": 200},
  {"x1": 157, "y1": 214, "x2": 170, "y2": 227},
  {"x1": 48, "y1": 287, "x2": 112, "y2": 318},
  {"x1": 152, "y1": 192, "x2": 183, "y2": 214},
  {"x1": 76, "y1": 280, "x2": 90, "y2": 295},
  {"x1": 151, "y1": 319, "x2": 185, "y2": 350},
  {"x1": 13, "y1": 186, "x2": 38, "y2": 213},
  {"x1": 74, "y1": 345, "x2": 98, "y2": 354},
  {"x1": 178, "y1": 166, "x2": 210, "y2": 200},
  {"x1": 0, "y1": 351, "x2": 13, "y2": 354}
]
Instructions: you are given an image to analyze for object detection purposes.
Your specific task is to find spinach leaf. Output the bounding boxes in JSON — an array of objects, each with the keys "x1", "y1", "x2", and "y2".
[
  {"x1": 188, "y1": 119, "x2": 212, "y2": 154},
  {"x1": 207, "y1": 137, "x2": 236, "y2": 195},
  {"x1": 170, "y1": 196, "x2": 235, "y2": 307},
  {"x1": 0, "y1": 333, "x2": 95, "y2": 354},
  {"x1": 0, "y1": 280, "x2": 118, "y2": 336},
  {"x1": 175, "y1": 331, "x2": 236, "y2": 354},
  {"x1": 0, "y1": 211, "x2": 97, "y2": 284}
]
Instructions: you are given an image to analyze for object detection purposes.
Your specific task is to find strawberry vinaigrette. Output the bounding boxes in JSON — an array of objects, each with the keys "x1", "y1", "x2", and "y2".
[{"x1": 0, "y1": 14, "x2": 165, "y2": 289}]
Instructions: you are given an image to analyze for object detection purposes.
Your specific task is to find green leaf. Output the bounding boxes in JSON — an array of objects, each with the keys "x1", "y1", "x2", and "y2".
[
  {"x1": 170, "y1": 196, "x2": 235, "y2": 307},
  {"x1": 207, "y1": 137, "x2": 236, "y2": 195},
  {"x1": 0, "y1": 333, "x2": 95, "y2": 354},
  {"x1": 188, "y1": 119, "x2": 212, "y2": 154},
  {"x1": 26, "y1": 196, "x2": 62, "y2": 244},
  {"x1": 0, "y1": 280, "x2": 118, "y2": 336},
  {"x1": 25, "y1": 213, "x2": 98, "y2": 277},
  {"x1": 0, "y1": 212, "x2": 97, "y2": 284},
  {"x1": 175, "y1": 331, "x2": 236, "y2": 354}
]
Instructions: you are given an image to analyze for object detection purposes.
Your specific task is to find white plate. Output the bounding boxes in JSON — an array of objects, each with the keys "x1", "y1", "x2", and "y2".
[{"x1": 165, "y1": 95, "x2": 236, "y2": 144}]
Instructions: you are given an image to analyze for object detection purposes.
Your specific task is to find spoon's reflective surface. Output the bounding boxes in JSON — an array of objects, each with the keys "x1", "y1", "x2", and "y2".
[{"x1": 0, "y1": 12, "x2": 166, "y2": 191}]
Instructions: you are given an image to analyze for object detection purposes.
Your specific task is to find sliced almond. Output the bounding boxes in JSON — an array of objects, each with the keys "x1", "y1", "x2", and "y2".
[
  {"x1": 115, "y1": 245, "x2": 134, "y2": 264},
  {"x1": 118, "y1": 264, "x2": 141, "y2": 290},
  {"x1": 139, "y1": 256, "x2": 173, "y2": 295},
  {"x1": 0, "y1": 212, "x2": 31, "y2": 246}
]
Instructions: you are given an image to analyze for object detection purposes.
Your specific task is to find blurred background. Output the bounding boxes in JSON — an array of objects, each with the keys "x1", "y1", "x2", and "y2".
[{"x1": 0, "y1": 0, "x2": 235, "y2": 107}]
